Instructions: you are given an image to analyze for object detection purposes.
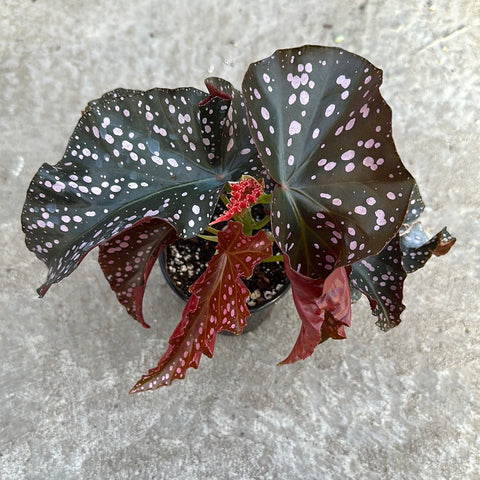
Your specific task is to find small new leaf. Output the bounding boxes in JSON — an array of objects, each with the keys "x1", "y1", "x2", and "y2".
[
  {"x1": 130, "y1": 221, "x2": 272, "y2": 392},
  {"x1": 210, "y1": 176, "x2": 264, "y2": 225}
]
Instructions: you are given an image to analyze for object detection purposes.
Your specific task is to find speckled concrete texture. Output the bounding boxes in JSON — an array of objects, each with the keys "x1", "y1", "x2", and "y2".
[{"x1": 1, "y1": 1, "x2": 479, "y2": 479}]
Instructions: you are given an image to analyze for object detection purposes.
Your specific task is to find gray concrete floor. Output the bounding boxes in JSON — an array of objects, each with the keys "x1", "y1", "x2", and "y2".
[{"x1": 1, "y1": 1, "x2": 479, "y2": 478}]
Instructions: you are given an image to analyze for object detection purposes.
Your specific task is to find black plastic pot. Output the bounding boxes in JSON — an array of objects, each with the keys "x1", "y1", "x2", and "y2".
[{"x1": 159, "y1": 238, "x2": 290, "y2": 333}]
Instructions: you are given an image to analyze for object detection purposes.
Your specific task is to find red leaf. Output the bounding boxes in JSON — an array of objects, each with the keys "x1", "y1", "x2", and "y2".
[
  {"x1": 130, "y1": 221, "x2": 272, "y2": 392},
  {"x1": 98, "y1": 217, "x2": 177, "y2": 328},
  {"x1": 279, "y1": 258, "x2": 351, "y2": 365}
]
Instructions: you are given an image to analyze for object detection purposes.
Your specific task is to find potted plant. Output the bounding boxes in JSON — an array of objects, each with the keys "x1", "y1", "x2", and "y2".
[
  {"x1": 157, "y1": 183, "x2": 292, "y2": 329},
  {"x1": 21, "y1": 45, "x2": 454, "y2": 393}
]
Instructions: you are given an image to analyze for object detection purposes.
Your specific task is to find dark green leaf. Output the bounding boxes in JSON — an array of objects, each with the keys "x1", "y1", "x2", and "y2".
[
  {"x1": 203, "y1": 77, "x2": 264, "y2": 176},
  {"x1": 400, "y1": 181, "x2": 456, "y2": 273},
  {"x1": 242, "y1": 45, "x2": 415, "y2": 279},
  {"x1": 22, "y1": 85, "x2": 258, "y2": 295},
  {"x1": 350, "y1": 235, "x2": 406, "y2": 331},
  {"x1": 349, "y1": 283, "x2": 363, "y2": 303},
  {"x1": 401, "y1": 182, "x2": 424, "y2": 228}
]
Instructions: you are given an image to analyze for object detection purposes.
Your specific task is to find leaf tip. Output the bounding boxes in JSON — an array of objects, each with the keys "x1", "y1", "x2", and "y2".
[
  {"x1": 433, "y1": 229, "x2": 456, "y2": 257},
  {"x1": 36, "y1": 283, "x2": 50, "y2": 298},
  {"x1": 136, "y1": 312, "x2": 151, "y2": 329},
  {"x1": 128, "y1": 385, "x2": 140, "y2": 395},
  {"x1": 128, "y1": 378, "x2": 152, "y2": 394},
  {"x1": 276, "y1": 352, "x2": 301, "y2": 366}
]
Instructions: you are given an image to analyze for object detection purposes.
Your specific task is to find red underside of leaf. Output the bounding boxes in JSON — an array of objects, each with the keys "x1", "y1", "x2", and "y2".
[
  {"x1": 279, "y1": 258, "x2": 351, "y2": 366},
  {"x1": 433, "y1": 229, "x2": 456, "y2": 257},
  {"x1": 130, "y1": 221, "x2": 273, "y2": 393},
  {"x1": 98, "y1": 217, "x2": 178, "y2": 328},
  {"x1": 201, "y1": 82, "x2": 232, "y2": 105}
]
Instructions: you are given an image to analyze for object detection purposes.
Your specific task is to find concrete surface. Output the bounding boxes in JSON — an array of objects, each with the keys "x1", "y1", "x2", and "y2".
[{"x1": 1, "y1": 1, "x2": 479, "y2": 479}]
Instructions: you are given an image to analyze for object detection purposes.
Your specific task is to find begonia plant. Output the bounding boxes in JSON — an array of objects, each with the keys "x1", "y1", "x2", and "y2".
[{"x1": 21, "y1": 46, "x2": 455, "y2": 393}]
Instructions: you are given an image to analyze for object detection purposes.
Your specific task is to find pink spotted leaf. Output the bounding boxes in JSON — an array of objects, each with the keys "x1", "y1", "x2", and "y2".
[
  {"x1": 98, "y1": 217, "x2": 177, "y2": 328},
  {"x1": 279, "y1": 258, "x2": 351, "y2": 365},
  {"x1": 242, "y1": 46, "x2": 415, "y2": 280},
  {"x1": 350, "y1": 222, "x2": 455, "y2": 332},
  {"x1": 202, "y1": 77, "x2": 264, "y2": 174},
  {"x1": 21, "y1": 86, "x2": 261, "y2": 297},
  {"x1": 350, "y1": 235, "x2": 406, "y2": 331},
  {"x1": 129, "y1": 221, "x2": 272, "y2": 392},
  {"x1": 349, "y1": 183, "x2": 455, "y2": 329}
]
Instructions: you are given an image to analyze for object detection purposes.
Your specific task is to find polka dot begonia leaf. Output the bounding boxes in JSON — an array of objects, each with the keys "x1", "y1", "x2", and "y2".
[
  {"x1": 350, "y1": 235, "x2": 406, "y2": 331},
  {"x1": 401, "y1": 182, "x2": 425, "y2": 229},
  {"x1": 130, "y1": 221, "x2": 272, "y2": 392},
  {"x1": 349, "y1": 181, "x2": 455, "y2": 330},
  {"x1": 22, "y1": 86, "x2": 261, "y2": 297},
  {"x1": 98, "y1": 217, "x2": 178, "y2": 328},
  {"x1": 203, "y1": 77, "x2": 264, "y2": 175},
  {"x1": 242, "y1": 46, "x2": 415, "y2": 279},
  {"x1": 349, "y1": 283, "x2": 363, "y2": 303}
]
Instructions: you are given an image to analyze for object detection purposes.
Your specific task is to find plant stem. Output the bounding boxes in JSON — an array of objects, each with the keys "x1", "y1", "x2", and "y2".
[
  {"x1": 237, "y1": 209, "x2": 255, "y2": 236},
  {"x1": 205, "y1": 226, "x2": 220, "y2": 235},
  {"x1": 262, "y1": 254, "x2": 284, "y2": 263},
  {"x1": 252, "y1": 215, "x2": 271, "y2": 231},
  {"x1": 197, "y1": 234, "x2": 218, "y2": 242}
]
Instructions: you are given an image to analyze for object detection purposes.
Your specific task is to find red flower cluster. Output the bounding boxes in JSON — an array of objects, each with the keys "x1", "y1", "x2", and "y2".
[{"x1": 210, "y1": 177, "x2": 264, "y2": 225}]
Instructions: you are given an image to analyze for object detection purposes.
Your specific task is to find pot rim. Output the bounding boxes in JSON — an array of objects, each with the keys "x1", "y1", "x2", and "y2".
[{"x1": 158, "y1": 245, "x2": 291, "y2": 313}]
